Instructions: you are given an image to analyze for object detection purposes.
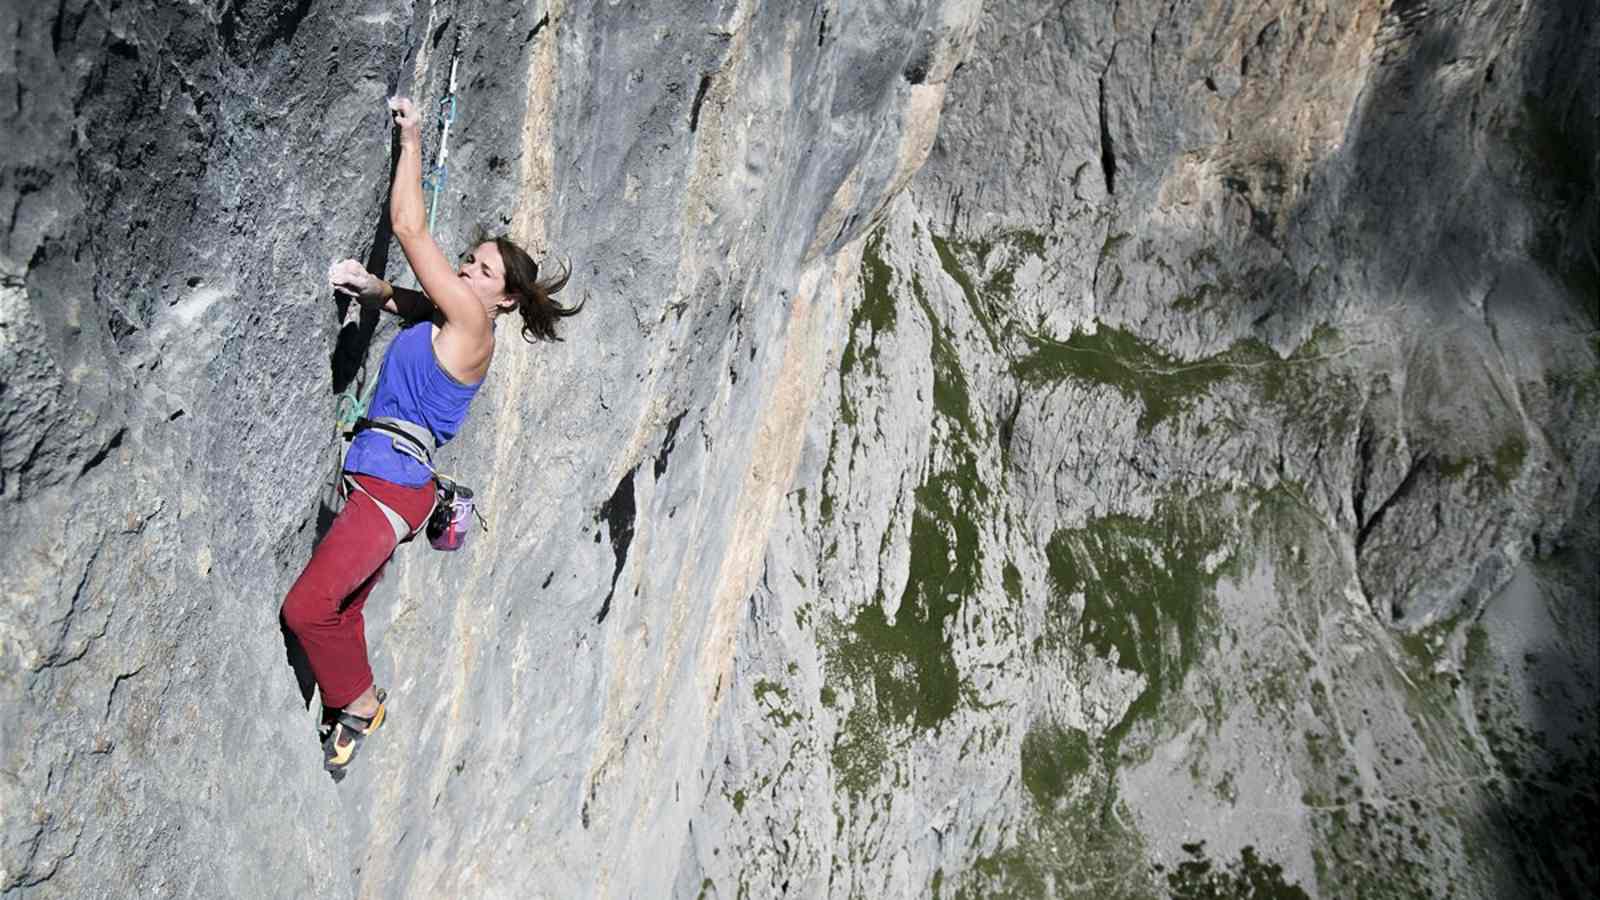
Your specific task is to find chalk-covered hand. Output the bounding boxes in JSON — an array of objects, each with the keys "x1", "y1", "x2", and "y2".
[
  {"x1": 329, "y1": 259, "x2": 384, "y2": 305},
  {"x1": 387, "y1": 96, "x2": 420, "y2": 131}
]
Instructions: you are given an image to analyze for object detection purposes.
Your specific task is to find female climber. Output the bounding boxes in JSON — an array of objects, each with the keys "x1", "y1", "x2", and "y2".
[{"x1": 281, "y1": 95, "x2": 580, "y2": 778}]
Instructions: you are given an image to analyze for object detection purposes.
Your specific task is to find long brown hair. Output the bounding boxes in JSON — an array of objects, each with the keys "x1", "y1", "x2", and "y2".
[{"x1": 471, "y1": 227, "x2": 581, "y2": 342}]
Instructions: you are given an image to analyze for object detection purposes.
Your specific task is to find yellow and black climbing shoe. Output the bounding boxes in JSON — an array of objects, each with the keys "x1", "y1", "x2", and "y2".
[{"x1": 322, "y1": 688, "x2": 387, "y2": 782}]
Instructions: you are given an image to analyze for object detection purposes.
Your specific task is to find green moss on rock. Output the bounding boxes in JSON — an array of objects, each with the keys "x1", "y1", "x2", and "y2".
[
  {"x1": 830, "y1": 457, "x2": 986, "y2": 740},
  {"x1": 1492, "y1": 435, "x2": 1527, "y2": 487},
  {"x1": 1046, "y1": 502, "x2": 1231, "y2": 760},
  {"x1": 1003, "y1": 560, "x2": 1023, "y2": 603},
  {"x1": 1160, "y1": 842, "x2": 1311, "y2": 899},
  {"x1": 1021, "y1": 722, "x2": 1094, "y2": 809},
  {"x1": 1013, "y1": 327, "x2": 1233, "y2": 432},
  {"x1": 839, "y1": 229, "x2": 899, "y2": 426}
]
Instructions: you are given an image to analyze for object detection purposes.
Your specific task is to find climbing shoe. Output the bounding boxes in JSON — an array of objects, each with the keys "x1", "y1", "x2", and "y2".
[{"x1": 322, "y1": 688, "x2": 387, "y2": 782}]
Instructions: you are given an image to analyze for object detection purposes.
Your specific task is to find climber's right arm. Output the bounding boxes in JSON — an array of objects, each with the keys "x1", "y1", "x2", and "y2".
[
  {"x1": 358, "y1": 276, "x2": 432, "y2": 320},
  {"x1": 383, "y1": 284, "x2": 433, "y2": 320},
  {"x1": 328, "y1": 260, "x2": 430, "y2": 320}
]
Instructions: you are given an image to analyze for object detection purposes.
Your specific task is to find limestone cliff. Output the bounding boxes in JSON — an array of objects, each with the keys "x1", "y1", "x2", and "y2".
[{"x1": 2, "y1": 1, "x2": 1595, "y2": 898}]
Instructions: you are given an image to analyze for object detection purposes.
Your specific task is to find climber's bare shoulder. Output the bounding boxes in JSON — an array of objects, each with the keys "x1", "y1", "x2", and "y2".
[
  {"x1": 430, "y1": 318, "x2": 492, "y2": 386},
  {"x1": 393, "y1": 229, "x2": 493, "y2": 384}
]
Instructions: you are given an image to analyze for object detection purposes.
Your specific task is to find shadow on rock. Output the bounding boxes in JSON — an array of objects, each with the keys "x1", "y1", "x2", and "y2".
[
  {"x1": 1471, "y1": 533, "x2": 1600, "y2": 898},
  {"x1": 321, "y1": 130, "x2": 407, "y2": 545},
  {"x1": 279, "y1": 610, "x2": 319, "y2": 709}
]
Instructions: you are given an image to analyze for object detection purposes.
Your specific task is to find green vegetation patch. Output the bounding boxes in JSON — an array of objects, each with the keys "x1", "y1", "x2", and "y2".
[
  {"x1": 932, "y1": 233, "x2": 982, "y2": 309},
  {"x1": 1021, "y1": 721, "x2": 1094, "y2": 809},
  {"x1": 1010, "y1": 323, "x2": 1356, "y2": 436},
  {"x1": 1492, "y1": 435, "x2": 1528, "y2": 487},
  {"x1": 831, "y1": 458, "x2": 985, "y2": 741},
  {"x1": 933, "y1": 232, "x2": 1349, "y2": 438},
  {"x1": 1396, "y1": 614, "x2": 1462, "y2": 674},
  {"x1": 931, "y1": 230, "x2": 1046, "y2": 350},
  {"x1": 1546, "y1": 347, "x2": 1600, "y2": 413},
  {"x1": 913, "y1": 262, "x2": 981, "y2": 435},
  {"x1": 1159, "y1": 842, "x2": 1311, "y2": 899},
  {"x1": 1003, "y1": 560, "x2": 1023, "y2": 604},
  {"x1": 1171, "y1": 281, "x2": 1225, "y2": 313},
  {"x1": 954, "y1": 773, "x2": 1155, "y2": 899},
  {"x1": 1045, "y1": 499, "x2": 1233, "y2": 762},
  {"x1": 1013, "y1": 327, "x2": 1235, "y2": 432},
  {"x1": 1100, "y1": 231, "x2": 1132, "y2": 267},
  {"x1": 818, "y1": 431, "x2": 844, "y2": 534},
  {"x1": 828, "y1": 334, "x2": 991, "y2": 734},
  {"x1": 839, "y1": 229, "x2": 900, "y2": 426},
  {"x1": 753, "y1": 678, "x2": 801, "y2": 728},
  {"x1": 858, "y1": 230, "x2": 899, "y2": 336},
  {"x1": 1435, "y1": 432, "x2": 1529, "y2": 491},
  {"x1": 830, "y1": 696, "x2": 892, "y2": 800},
  {"x1": 827, "y1": 229, "x2": 1003, "y2": 800}
]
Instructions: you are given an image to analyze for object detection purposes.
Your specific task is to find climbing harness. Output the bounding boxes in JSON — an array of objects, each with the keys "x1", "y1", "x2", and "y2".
[
  {"x1": 422, "y1": 32, "x2": 463, "y2": 234},
  {"x1": 343, "y1": 416, "x2": 487, "y2": 551}
]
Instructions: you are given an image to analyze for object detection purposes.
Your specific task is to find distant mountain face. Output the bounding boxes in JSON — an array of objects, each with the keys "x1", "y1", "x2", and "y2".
[{"x1": 2, "y1": 1, "x2": 1595, "y2": 898}]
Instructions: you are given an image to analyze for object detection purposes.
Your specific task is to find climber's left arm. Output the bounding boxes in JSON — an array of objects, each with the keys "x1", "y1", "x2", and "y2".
[{"x1": 385, "y1": 96, "x2": 490, "y2": 335}]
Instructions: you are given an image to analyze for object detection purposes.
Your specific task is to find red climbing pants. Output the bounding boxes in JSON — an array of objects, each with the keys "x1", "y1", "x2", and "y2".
[{"x1": 281, "y1": 474, "x2": 436, "y2": 709}]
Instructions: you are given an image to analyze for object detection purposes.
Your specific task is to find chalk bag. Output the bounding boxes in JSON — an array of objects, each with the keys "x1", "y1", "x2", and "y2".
[{"x1": 427, "y1": 478, "x2": 484, "y2": 552}]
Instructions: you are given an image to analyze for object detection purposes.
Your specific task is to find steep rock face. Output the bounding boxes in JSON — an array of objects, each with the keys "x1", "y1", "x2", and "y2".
[
  {"x1": 2, "y1": 0, "x2": 977, "y2": 895},
  {"x1": 2, "y1": 1, "x2": 1596, "y2": 900},
  {"x1": 702, "y1": 0, "x2": 1599, "y2": 898}
]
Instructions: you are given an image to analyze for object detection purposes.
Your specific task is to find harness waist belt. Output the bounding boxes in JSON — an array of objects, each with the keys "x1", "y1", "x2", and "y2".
[{"x1": 352, "y1": 416, "x2": 436, "y2": 470}]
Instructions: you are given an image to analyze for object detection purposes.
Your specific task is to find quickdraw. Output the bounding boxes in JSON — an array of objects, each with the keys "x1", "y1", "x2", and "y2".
[{"x1": 423, "y1": 32, "x2": 463, "y2": 233}]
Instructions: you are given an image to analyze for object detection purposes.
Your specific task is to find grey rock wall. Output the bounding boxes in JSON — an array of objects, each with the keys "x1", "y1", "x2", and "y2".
[
  {"x1": 700, "y1": 0, "x2": 1599, "y2": 897},
  {"x1": 2, "y1": 0, "x2": 1596, "y2": 898}
]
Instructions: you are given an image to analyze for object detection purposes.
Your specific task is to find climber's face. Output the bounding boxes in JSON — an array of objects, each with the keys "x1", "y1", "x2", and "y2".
[{"x1": 459, "y1": 242, "x2": 508, "y2": 310}]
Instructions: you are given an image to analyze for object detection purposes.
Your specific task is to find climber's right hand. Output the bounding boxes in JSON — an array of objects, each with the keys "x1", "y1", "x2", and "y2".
[
  {"x1": 329, "y1": 259, "x2": 385, "y2": 305},
  {"x1": 387, "y1": 96, "x2": 420, "y2": 132}
]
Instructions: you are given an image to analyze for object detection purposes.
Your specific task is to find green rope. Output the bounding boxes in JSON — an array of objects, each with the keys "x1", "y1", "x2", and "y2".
[{"x1": 335, "y1": 371, "x2": 380, "y2": 433}]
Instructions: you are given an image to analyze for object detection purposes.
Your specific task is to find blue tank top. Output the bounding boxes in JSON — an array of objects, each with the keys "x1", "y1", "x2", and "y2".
[{"x1": 344, "y1": 321, "x2": 483, "y2": 487}]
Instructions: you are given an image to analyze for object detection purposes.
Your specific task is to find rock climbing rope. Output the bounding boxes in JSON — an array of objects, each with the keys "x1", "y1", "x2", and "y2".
[
  {"x1": 334, "y1": 373, "x2": 379, "y2": 433},
  {"x1": 337, "y1": 16, "x2": 463, "y2": 433},
  {"x1": 423, "y1": 31, "x2": 463, "y2": 233}
]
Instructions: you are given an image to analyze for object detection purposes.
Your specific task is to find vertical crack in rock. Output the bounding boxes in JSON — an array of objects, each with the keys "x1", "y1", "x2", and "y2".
[
  {"x1": 689, "y1": 74, "x2": 714, "y2": 133},
  {"x1": 903, "y1": 49, "x2": 930, "y2": 85},
  {"x1": 526, "y1": 12, "x2": 549, "y2": 44},
  {"x1": 998, "y1": 390, "x2": 1023, "y2": 458},
  {"x1": 1098, "y1": 45, "x2": 1119, "y2": 196},
  {"x1": 104, "y1": 665, "x2": 145, "y2": 720},
  {"x1": 654, "y1": 411, "x2": 687, "y2": 479},
  {"x1": 1355, "y1": 454, "x2": 1428, "y2": 551},
  {"x1": 1353, "y1": 422, "x2": 1374, "y2": 526},
  {"x1": 595, "y1": 466, "x2": 639, "y2": 624},
  {"x1": 77, "y1": 427, "x2": 125, "y2": 477}
]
